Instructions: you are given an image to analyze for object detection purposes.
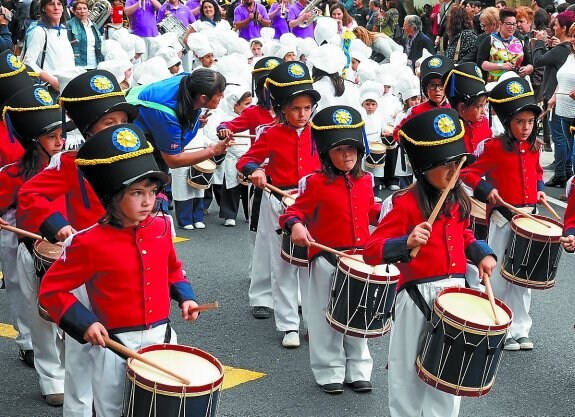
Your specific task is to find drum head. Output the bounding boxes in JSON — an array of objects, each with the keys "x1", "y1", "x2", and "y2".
[
  {"x1": 128, "y1": 344, "x2": 224, "y2": 392},
  {"x1": 33, "y1": 240, "x2": 62, "y2": 263},
  {"x1": 436, "y1": 288, "x2": 512, "y2": 329},
  {"x1": 281, "y1": 192, "x2": 298, "y2": 208},
  {"x1": 368, "y1": 142, "x2": 386, "y2": 153},
  {"x1": 193, "y1": 159, "x2": 217, "y2": 173},
  {"x1": 338, "y1": 250, "x2": 400, "y2": 282},
  {"x1": 512, "y1": 215, "x2": 563, "y2": 238},
  {"x1": 470, "y1": 198, "x2": 486, "y2": 220}
]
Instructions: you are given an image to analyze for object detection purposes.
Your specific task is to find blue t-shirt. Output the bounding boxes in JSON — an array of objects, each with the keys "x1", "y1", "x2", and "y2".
[{"x1": 134, "y1": 73, "x2": 201, "y2": 155}]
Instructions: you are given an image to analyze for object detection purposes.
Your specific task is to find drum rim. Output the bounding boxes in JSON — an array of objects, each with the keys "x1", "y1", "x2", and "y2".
[
  {"x1": 510, "y1": 214, "x2": 564, "y2": 241},
  {"x1": 415, "y1": 356, "x2": 495, "y2": 397},
  {"x1": 33, "y1": 240, "x2": 62, "y2": 263},
  {"x1": 325, "y1": 312, "x2": 392, "y2": 338},
  {"x1": 367, "y1": 142, "x2": 387, "y2": 152},
  {"x1": 126, "y1": 344, "x2": 224, "y2": 394},
  {"x1": 337, "y1": 249, "x2": 401, "y2": 283},
  {"x1": 192, "y1": 160, "x2": 217, "y2": 173},
  {"x1": 500, "y1": 268, "x2": 555, "y2": 290},
  {"x1": 434, "y1": 287, "x2": 513, "y2": 331}
]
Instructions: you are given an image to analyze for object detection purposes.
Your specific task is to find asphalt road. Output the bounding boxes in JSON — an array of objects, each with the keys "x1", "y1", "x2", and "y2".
[{"x1": 1, "y1": 156, "x2": 574, "y2": 417}]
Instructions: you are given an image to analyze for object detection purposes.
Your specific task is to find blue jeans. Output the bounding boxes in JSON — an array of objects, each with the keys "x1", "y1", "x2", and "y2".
[
  {"x1": 174, "y1": 198, "x2": 204, "y2": 226},
  {"x1": 549, "y1": 111, "x2": 574, "y2": 178}
]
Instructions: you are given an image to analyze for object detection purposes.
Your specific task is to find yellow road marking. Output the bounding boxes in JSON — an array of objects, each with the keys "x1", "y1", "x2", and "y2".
[
  {"x1": 172, "y1": 237, "x2": 189, "y2": 244},
  {"x1": 0, "y1": 323, "x2": 266, "y2": 389}
]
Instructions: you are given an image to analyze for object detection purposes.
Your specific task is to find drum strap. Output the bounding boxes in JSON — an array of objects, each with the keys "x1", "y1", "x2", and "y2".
[
  {"x1": 405, "y1": 285, "x2": 431, "y2": 321},
  {"x1": 107, "y1": 323, "x2": 172, "y2": 360}
]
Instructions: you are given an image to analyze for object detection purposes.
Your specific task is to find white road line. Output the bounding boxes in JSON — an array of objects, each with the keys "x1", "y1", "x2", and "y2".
[{"x1": 547, "y1": 196, "x2": 567, "y2": 209}]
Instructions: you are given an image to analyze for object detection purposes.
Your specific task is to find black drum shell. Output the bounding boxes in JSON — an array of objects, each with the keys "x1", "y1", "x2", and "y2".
[{"x1": 280, "y1": 233, "x2": 308, "y2": 267}]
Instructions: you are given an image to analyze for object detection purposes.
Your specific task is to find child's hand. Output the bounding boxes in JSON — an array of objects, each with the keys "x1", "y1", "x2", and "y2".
[
  {"x1": 537, "y1": 191, "x2": 547, "y2": 204},
  {"x1": 181, "y1": 300, "x2": 199, "y2": 321},
  {"x1": 248, "y1": 168, "x2": 267, "y2": 189},
  {"x1": 55, "y1": 225, "x2": 77, "y2": 242},
  {"x1": 478, "y1": 255, "x2": 497, "y2": 280},
  {"x1": 290, "y1": 223, "x2": 314, "y2": 247},
  {"x1": 486, "y1": 188, "x2": 502, "y2": 205},
  {"x1": 84, "y1": 322, "x2": 108, "y2": 347},
  {"x1": 560, "y1": 235, "x2": 575, "y2": 252},
  {"x1": 407, "y1": 222, "x2": 432, "y2": 249}
]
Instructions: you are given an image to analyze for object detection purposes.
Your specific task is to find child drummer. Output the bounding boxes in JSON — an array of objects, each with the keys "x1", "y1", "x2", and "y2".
[
  {"x1": 39, "y1": 123, "x2": 199, "y2": 416},
  {"x1": 462, "y1": 75, "x2": 546, "y2": 352},
  {"x1": 562, "y1": 176, "x2": 575, "y2": 252},
  {"x1": 363, "y1": 108, "x2": 496, "y2": 417},
  {"x1": 279, "y1": 105, "x2": 381, "y2": 394}
]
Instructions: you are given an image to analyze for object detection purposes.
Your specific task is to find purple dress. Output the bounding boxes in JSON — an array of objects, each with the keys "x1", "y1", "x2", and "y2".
[
  {"x1": 270, "y1": 3, "x2": 290, "y2": 39},
  {"x1": 126, "y1": 0, "x2": 159, "y2": 37},
  {"x1": 287, "y1": 2, "x2": 314, "y2": 39},
  {"x1": 234, "y1": 3, "x2": 269, "y2": 41},
  {"x1": 157, "y1": 3, "x2": 196, "y2": 26}
]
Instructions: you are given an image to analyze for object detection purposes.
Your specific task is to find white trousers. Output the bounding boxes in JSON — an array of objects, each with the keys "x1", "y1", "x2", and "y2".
[
  {"x1": 488, "y1": 217, "x2": 532, "y2": 340},
  {"x1": 91, "y1": 324, "x2": 176, "y2": 417},
  {"x1": 248, "y1": 191, "x2": 273, "y2": 309},
  {"x1": 0, "y1": 209, "x2": 32, "y2": 350},
  {"x1": 63, "y1": 286, "x2": 95, "y2": 417},
  {"x1": 307, "y1": 257, "x2": 372, "y2": 385},
  {"x1": 16, "y1": 243, "x2": 65, "y2": 395},
  {"x1": 388, "y1": 278, "x2": 464, "y2": 417}
]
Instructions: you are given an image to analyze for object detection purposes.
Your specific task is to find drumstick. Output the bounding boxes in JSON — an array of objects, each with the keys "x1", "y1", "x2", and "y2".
[
  {"x1": 482, "y1": 273, "x2": 500, "y2": 325},
  {"x1": 0, "y1": 224, "x2": 43, "y2": 241},
  {"x1": 309, "y1": 241, "x2": 369, "y2": 264},
  {"x1": 410, "y1": 157, "x2": 467, "y2": 258},
  {"x1": 187, "y1": 301, "x2": 219, "y2": 314},
  {"x1": 103, "y1": 337, "x2": 191, "y2": 385},
  {"x1": 264, "y1": 183, "x2": 296, "y2": 202},
  {"x1": 498, "y1": 200, "x2": 551, "y2": 228},
  {"x1": 539, "y1": 199, "x2": 562, "y2": 222},
  {"x1": 470, "y1": 198, "x2": 485, "y2": 211},
  {"x1": 232, "y1": 134, "x2": 256, "y2": 139}
]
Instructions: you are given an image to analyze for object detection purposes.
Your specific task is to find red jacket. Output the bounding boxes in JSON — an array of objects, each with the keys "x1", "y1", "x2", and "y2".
[
  {"x1": 393, "y1": 100, "x2": 451, "y2": 142},
  {"x1": 463, "y1": 117, "x2": 491, "y2": 153},
  {"x1": 564, "y1": 176, "x2": 575, "y2": 238},
  {"x1": 363, "y1": 188, "x2": 493, "y2": 290},
  {"x1": 461, "y1": 137, "x2": 544, "y2": 219},
  {"x1": 0, "y1": 122, "x2": 24, "y2": 168},
  {"x1": 39, "y1": 216, "x2": 194, "y2": 343},
  {"x1": 17, "y1": 151, "x2": 105, "y2": 242},
  {"x1": 219, "y1": 105, "x2": 275, "y2": 143},
  {"x1": 279, "y1": 172, "x2": 381, "y2": 261},
  {"x1": 237, "y1": 123, "x2": 320, "y2": 189}
]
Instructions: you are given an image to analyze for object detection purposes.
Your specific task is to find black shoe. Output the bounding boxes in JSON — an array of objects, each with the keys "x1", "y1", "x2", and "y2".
[
  {"x1": 18, "y1": 349, "x2": 35, "y2": 367},
  {"x1": 345, "y1": 380, "x2": 373, "y2": 393},
  {"x1": 543, "y1": 144, "x2": 553, "y2": 152},
  {"x1": 251, "y1": 306, "x2": 271, "y2": 319},
  {"x1": 321, "y1": 383, "x2": 344, "y2": 394},
  {"x1": 545, "y1": 176, "x2": 567, "y2": 188},
  {"x1": 543, "y1": 162, "x2": 556, "y2": 171}
]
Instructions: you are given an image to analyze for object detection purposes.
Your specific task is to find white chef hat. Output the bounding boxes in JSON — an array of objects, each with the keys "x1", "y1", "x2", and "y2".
[
  {"x1": 307, "y1": 43, "x2": 346, "y2": 75},
  {"x1": 359, "y1": 80, "x2": 384, "y2": 104}
]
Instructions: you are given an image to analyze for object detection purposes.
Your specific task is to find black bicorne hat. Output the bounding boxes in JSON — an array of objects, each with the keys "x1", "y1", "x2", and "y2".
[
  {"x1": 265, "y1": 61, "x2": 321, "y2": 108},
  {"x1": 488, "y1": 76, "x2": 541, "y2": 125},
  {"x1": 420, "y1": 55, "x2": 454, "y2": 97},
  {"x1": 311, "y1": 105, "x2": 366, "y2": 156},
  {"x1": 443, "y1": 62, "x2": 487, "y2": 107},
  {"x1": 252, "y1": 56, "x2": 283, "y2": 85},
  {"x1": 2, "y1": 86, "x2": 62, "y2": 148},
  {"x1": 75, "y1": 123, "x2": 170, "y2": 203},
  {"x1": 0, "y1": 50, "x2": 35, "y2": 108},
  {"x1": 399, "y1": 108, "x2": 475, "y2": 173},
  {"x1": 60, "y1": 70, "x2": 139, "y2": 136}
]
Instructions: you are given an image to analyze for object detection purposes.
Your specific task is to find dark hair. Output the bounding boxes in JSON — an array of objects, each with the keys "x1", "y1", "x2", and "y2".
[
  {"x1": 250, "y1": 39, "x2": 263, "y2": 48},
  {"x1": 15, "y1": 143, "x2": 44, "y2": 181},
  {"x1": 312, "y1": 67, "x2": 345, "y2": 97},
  {"x1": 236, "y1": 91, "x2": 252, "y2": 106},
  {"x1": 200, "y1": 0, "x2": 222, "y2": 22},
  {"x1": 532, "y1": 8, "x2": 550, "y2": 30},
  {"x1": 71, "y1": 0, "x2": 88, "y2": 10},
  {"x1": 99, "y1": 177, "x2": 165, "y2": 229},
  {"x1": 446, "y1": 4, "x2": 473, "y2": 41},
  {"x1": 406, "y1": 172, "x2": 471, "y2": 220},
  {"x1": 176, "y1": 69, "x2": 226, "y2": 130},
  {"x1": 275, "y1": 93, "x2": 316, "y2": 124},
  {"x1": 39, "y1": 0, "x2": 67, "y2": 26},
  {"x1": 557, "y1": 3, "x2": 569, "y2": 13},
  {"x1": 320, "y1": 148, "x2": 365, "y2": 182},
  {"x1": 498, "y1": 7, "x2": 516, "y2": 23},
  {"x1": 533, "y1": 0, "x2": 546, "y2": 8},
  {"x1": 330, "y1": 3, "x2": 354, "y2": 27},
  {"x1": 498, "y1": 111, "x2": 540, "y2": 152},
  {"x1": 371, "y1": 0, "x2": 381, "y2": 8},
  {"x1": 452, "y1": 92, "x2": 487, "y2": 111},
  {"x1": 544, "y1": 4, "x2": 555, "y2": 15},
  {"x1": 496, "y1": 0, "x2": 506, "y2": 6}
]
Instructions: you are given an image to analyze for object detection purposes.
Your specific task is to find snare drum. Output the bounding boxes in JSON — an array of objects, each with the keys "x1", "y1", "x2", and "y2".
[
  {"x1": 279, "y1": 191, "x2": 308, "y2": 267},
  {"x1": 470, "y1": 198, "x2": 488, "y2": 241},
  {"x1": 416, "y1": 287, "x2": 512, "y2": 397},
  {"x1": 33, "y1": 240, "x2": 62, "y2": 322},
  {"x1": 125, "y1": 344, "x2": 224, "y2": 417},
  {"x1": 326, "y1": 249, "x2": 399, "y2": 338},
  {"x1": 500, "y1": 214, "x2": 564, "y2": 289},
  {"x1": 364, "y1": 143, "x2": 386, "y2": 169},
  {"x1": 187, "y1": 159, "x2": 216, "y2": 189},
  {"x1": 382, "y1": 135, "x2": 398, "y2": 150},
  {"x1": 212, "y1": 153, "x2": 225, "y2": 166}
]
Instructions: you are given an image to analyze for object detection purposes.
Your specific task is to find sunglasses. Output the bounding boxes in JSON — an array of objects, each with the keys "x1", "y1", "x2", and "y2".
[{"x1": 427, "y1": 83, "x2": 444, "y2": 91}]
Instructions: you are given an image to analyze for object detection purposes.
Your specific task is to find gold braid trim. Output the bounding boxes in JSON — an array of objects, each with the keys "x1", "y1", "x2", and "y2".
[
  {"x1": 252, "y1": 67, "x2": 272, "y2": 73},
  {"x1": 442, "y1": 69, "x2": 485, "y2": 92},
  {"x1": 75, "y1": 143, "x2": 154, "y2": 166},
  {"x1": 400, "y1": 120, "x2": 465, "y2": 146},
  {"x1": 60, "y1": 91, "x2": 125, "y2": 104},
  {"x1": 488, "y1": 91, "x2": 534, "y2": 104},
  {"x1": 2, "y1": 104, "x2": 60, "y2": 122},
  {"x1": 310, "y1": 120, "x2": 365, "y2": 130},
  {"x1": 0, "y1": 65, "x2": 26, "y2": 79},
  {"x1": 265, "y1": 78, "x2": 313, "y2": 88}
]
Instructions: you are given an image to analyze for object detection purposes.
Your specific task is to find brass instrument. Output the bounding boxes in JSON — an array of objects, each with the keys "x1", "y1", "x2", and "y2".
[
  {"x1": 299, "y1": 0, "x2": 323, "y2": 28},
  {"x1": 280, "y1": 1, "x2": 287, "y2": 19},
  {"x1": 157, "y1": 15, "x2": 190, "y2": 54},
  {"x1": 88, "y1": 0, "x2": 111, "y2": 29}
]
